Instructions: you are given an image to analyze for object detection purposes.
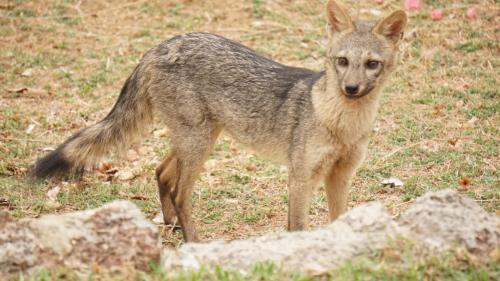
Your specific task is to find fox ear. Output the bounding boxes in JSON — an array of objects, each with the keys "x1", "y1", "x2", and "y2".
[
  {"x1": 373, "y1": 10, "x2": 407, "y2": 44},
  {"x1": 326, "y1": 0, "x2": 353, "y2": 35}
]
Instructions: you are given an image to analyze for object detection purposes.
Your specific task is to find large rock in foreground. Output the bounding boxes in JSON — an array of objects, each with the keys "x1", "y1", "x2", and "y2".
[
  {"x1": 1, "y1": 189, "x2": 498, "y2": 277},
  {"x1": 401, "y1": 189, "x2": 499, "y2": 257},
  {"x1": 164, "y1": 203, "x2": 398, "y2": 275},
  {"x1": 163, "y1": 189, "x2": 499, "y2": 275},
  {"x1": 0, "y1": 201, "x2": 160, "y2": 277}
]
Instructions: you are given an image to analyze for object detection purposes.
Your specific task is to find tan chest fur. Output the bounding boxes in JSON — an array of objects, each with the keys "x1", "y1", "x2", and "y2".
[{"x1": 308, "y1": 78, "x2": 379, "y2": 183}]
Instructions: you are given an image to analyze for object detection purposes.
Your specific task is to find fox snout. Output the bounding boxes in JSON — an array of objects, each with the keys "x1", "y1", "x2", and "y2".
[
  {"x1": 342, "y1": 78, "x2": 375, "y2": 99},
  {"x1": 341, "y1": 76, "x2": 372, "y2": 99},
  {"x1": 344, "y1": 85, "x2": 359, "y2": 95}
]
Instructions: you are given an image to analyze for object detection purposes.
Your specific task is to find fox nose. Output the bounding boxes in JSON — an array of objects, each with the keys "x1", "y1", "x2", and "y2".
[{"x1": 345, "y1": 85, "x2": 359, "y2": 95}]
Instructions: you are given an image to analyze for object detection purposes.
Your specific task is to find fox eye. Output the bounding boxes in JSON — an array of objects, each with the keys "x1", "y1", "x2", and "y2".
[
  {"x1": 366, "y1": 60, "x2": 380, "y2": 70},
  {"x1": 336, "y1": 57, "x2": 349, "y2": 67}
]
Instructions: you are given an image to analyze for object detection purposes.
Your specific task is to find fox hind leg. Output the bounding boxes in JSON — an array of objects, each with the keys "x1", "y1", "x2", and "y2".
[
  {"x1": 157, "y1": 123, "x2": 221, "y2": 242},
  {"x1": 156, "y1": 153, "x2": 180, "y2": 227}
]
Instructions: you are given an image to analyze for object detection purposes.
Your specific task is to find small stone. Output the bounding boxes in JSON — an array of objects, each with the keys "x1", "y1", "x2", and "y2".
[
  {"x1": 21, "y1": 68, "x2": 33, "y2": 77},
  {"x1": 47, "y1": 186, "x2": 61, "y2": 202},
  {"x1": 25, "y1": 123, "x2": 36, "y2": 135},
  {"x1": 152, "y1": 212, "x2": 164, "y2": 224},
  {"x1": 381, "y1": 177, "x2": 404, "y2": 188},
  {"x1": 127, "y1": 149, "x2": 139, "y2": 162},
  {"x1": 115, "y1": 169, "x2": 136, "y2": 181}
]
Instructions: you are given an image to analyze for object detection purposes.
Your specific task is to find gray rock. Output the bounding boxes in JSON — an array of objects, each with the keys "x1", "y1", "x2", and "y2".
[
  {"x1": 0, "y1": 201, "x2": 161, "y2": 278},
  {"x1": 162, "y1": 189, "x2": 499, "y2": 275},
  {"x1": 163, "y1": 202, "x2": 399, "y2": 275},
  {"x1": 2, "y1": 189, "x2": 497, "y2": 278},
  {"x1": 400, "y1": 189, "x2": 500, "y2": 258}
]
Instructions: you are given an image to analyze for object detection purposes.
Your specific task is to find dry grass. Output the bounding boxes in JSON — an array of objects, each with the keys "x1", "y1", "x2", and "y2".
[{"x1": 0, "y1": 0, "x2": 498, "y2": 253}]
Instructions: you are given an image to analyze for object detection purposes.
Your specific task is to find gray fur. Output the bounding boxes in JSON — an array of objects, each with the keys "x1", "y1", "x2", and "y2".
[
  {"x1": 32, "y1": 1, "x2": 407, "y2": 242},
  {"x1": 144, "y1": 33, "x2": 322, "y2": 163}
]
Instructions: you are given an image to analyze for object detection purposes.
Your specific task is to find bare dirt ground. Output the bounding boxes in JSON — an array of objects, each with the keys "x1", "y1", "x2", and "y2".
[{"x1": 0, "y1": 0, "x2": 498, "y2": 250}]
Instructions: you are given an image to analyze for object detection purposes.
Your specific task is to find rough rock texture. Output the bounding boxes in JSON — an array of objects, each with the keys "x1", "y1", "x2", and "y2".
[
  {"x1": 400, "y1": 189, "x2": 500, "y2": 258},
  {"x1": 164, "y1": 203, "x2": 398, "y2": 275},
  {"x1": 0, "y1": 201, "x2": 161, "y2": 277},
  {"x1": 1, "y1": 189, "x2": 498, "y2": 277},
  {"x1": 163, "y1": 189, "x2": 499, "y2": 275}
]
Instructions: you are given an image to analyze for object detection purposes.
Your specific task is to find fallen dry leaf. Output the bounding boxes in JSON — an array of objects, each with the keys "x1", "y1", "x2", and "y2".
[
  {"x1": 245, "y1": 164, "x2": 257, "y2": 172},
  {"x1": 5, "y1": 164, "x2": 27, "y2": 176},
  {"x1": 432, "y1": 104, "x2": 444, "y2": 116},
  {"x1": 98, "y1": 162, "x2": 114, "y2": 173},
  {"x1": 114, "y1": 167, "x2": 142, "y2": 181},
  {"x1": 447, "y1": 138, "x2": 458, "y2": 146},
  {"x1": 130, "y1": 195, "x2": 148, "y2": 201},
  {"x1": 90, "y1": 262, "x2": 103, "y2": 274},
  {"x1": 105, "y1": 168, "x2": 118, "y2": 175},
  {"x1": 459, "y1": 177, "x2": 472, "y2": 189},
  {"x1": 0, "y1": 198, "x2": 11, "y2": 209},
  {"x1": 6, "y1": 87, "x2": 50, "y2": 98}
]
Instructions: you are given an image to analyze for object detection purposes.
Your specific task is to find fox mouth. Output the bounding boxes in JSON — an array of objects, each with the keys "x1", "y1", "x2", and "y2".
[{"x1": 344, "y1": 92, "x2": 368, "y2": 99}]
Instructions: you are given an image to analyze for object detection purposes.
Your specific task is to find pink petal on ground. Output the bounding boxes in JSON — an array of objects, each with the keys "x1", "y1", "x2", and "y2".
[
  {"x1": 430, "y1": 9, "x2": 443, "y2": 21},
  {"x1": 405, "y1": 0, "x2": 421, "y2": 11},
  {"x1": 466, "y1": 7, "x2": 478, "y2": 20}
]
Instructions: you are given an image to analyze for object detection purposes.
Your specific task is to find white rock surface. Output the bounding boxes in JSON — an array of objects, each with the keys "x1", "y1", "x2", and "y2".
[
  {"x1": 0, "y1": 201, "x2": 161, "y2": 278},
  {"x1": 1, "y1": 189, "x2": 497, "y2": 277},
  {"x1": 162, "y1": 189, "x2": 499, "y2": 275},
  {"x1": 164, "y1": 202, "x2": 398, "y2": 275},
  {"x1": 400, "y1": 189, "x2": 500, "y2": 257}
]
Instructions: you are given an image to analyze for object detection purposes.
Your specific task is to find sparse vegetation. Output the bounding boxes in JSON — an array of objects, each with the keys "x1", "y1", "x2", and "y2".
[
  {"x1": 20, "y1": 243, "x2": 500, "y2": 280},
  {"x1": 0, "y1": 0, "x2": 498, "y2": 279}
]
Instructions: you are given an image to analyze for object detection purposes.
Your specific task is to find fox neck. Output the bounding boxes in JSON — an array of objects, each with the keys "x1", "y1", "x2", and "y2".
[{"x1": 311, "y1": 66, "x2": 382, "y2": 146}]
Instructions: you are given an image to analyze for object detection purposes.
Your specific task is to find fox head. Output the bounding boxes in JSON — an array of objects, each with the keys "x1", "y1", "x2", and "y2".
[{"x1": 325, "y1": 0, "x2": 407, "y2": 100}]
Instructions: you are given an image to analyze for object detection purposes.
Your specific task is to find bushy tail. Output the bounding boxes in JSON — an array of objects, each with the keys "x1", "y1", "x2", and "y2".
[{"x1": 31, "y1": 67, "x2": 153, "y2": 179}]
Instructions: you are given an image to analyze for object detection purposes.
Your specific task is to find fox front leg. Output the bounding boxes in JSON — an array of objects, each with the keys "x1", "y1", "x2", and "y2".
[{"x1": 287, "y1": 175, "x2": 314, "y2": 231}]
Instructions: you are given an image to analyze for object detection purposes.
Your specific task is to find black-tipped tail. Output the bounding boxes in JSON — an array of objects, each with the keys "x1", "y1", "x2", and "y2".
[
  {"x1": 30, "y1": 63, "x2": 153, "y2": 180},
  {"x1": 31, "y1": 146, "x2": 74, "y2": 179}
]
